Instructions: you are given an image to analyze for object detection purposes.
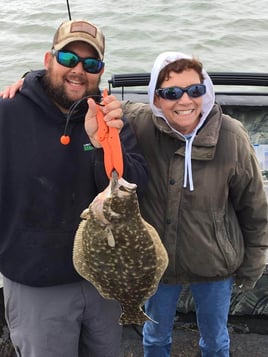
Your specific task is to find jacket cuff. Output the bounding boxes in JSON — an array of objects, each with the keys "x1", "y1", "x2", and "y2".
[{"x1": 233, "y1": 278, "x2": 256, "y2": 292}]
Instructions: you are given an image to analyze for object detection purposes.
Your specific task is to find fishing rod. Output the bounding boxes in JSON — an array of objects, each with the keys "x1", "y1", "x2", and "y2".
[{"x1": 66, "y1": 0, "x2": 72, "y2": 20}]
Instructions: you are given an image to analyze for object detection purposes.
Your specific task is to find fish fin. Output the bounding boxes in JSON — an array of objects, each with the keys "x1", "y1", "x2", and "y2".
[
  {"x1": 80, "y1": 208, "x2": 90, "y2": 219},
  {"x1": 119, "y1": 306, "x2": 158, "y2": 325},
  {"x1": 105, "y1": 226, "x2": 115, "y2": 247}
]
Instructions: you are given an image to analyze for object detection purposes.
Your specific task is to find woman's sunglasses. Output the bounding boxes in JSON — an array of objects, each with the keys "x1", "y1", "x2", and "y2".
[
  {"x1": 155, "y1": 84, "x2": 206, "y2": 100},
  {"x1": 51, "y1": 50, "x2": 104, "y2": 74}
]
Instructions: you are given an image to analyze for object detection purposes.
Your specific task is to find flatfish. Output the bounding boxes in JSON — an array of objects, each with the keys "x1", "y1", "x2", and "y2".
[{"x1": 73, "y1": 172, "x2": 169, "y2": 325}]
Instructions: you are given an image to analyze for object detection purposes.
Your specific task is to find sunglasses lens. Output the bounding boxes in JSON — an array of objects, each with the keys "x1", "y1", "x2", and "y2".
[
  {"x1": 157, "y1": 87, "x2": 183, "y2": 100},
  {"x1": 83, "y1": 58, "x2": 104, "y2": 74},
  {"x1": 188, "y1": 84, "x2": 206, "y2": 97},
  {"x1": 57, "y1": 51, "x2": 78, "y2": 68}
]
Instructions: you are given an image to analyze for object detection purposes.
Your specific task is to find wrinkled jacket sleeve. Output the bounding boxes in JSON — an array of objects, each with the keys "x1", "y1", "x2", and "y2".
[{"x1": 230, "y1": 127, "x2": 268, "y2": 289}]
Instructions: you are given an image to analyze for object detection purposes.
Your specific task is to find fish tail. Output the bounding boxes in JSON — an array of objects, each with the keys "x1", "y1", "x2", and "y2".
[{"x1": 119, "y1": 307, "x2": 158, "y2": 325}]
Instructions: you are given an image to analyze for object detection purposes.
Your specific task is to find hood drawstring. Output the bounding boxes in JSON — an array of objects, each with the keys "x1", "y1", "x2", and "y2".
[
  {"x1": 60, "y1": 94, "x2": 102, "y2": 145},
  {"x1": 184, "y1": 135, "x2": 195, "y2": 191}
]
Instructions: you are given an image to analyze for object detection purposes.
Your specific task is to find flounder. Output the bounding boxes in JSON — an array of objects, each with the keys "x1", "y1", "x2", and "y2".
[{"x1": 73, "y1": 172, "x2": 169, "y2": 325}]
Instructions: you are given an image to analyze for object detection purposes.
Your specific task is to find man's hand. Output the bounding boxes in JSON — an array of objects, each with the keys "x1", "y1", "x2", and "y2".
[
  {"x1": 85, "y1": 94, "x2": 123, "y2": 148},
  {"x1": 0, "y1": 79, "x2": 24, "y2": 99}
]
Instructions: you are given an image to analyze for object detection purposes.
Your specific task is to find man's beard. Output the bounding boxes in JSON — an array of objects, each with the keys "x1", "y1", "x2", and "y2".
[{"x1": 42, "y1": 70, "x2": 100, "y2": 111}]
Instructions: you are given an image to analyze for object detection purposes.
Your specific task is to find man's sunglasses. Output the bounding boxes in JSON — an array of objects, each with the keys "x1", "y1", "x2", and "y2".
[
  {"x1": 155, "y1": 84, "x2": 206, "y2": 100},
  {"x1": 51, "y1": 50, "x2": 104, "y2": 74}
]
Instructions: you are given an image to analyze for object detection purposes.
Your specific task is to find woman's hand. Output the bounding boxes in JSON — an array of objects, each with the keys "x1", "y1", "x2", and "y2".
[{"x1": 0, "y1": 79, "x2": 24, "y2": 99}]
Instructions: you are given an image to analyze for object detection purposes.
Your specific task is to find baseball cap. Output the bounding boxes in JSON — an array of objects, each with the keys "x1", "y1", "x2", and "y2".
[{"x1": 52, "y1": 20, "x2": 105, "y2": 60}]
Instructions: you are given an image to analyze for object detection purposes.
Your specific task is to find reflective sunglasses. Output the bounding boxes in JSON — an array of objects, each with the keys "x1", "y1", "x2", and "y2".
[
  {"x1": 155, "y1": 84, "x2": 206, "y2": 100},
  {"x1": 51, "y1": 50, "x2": 104, "y2": 74}
]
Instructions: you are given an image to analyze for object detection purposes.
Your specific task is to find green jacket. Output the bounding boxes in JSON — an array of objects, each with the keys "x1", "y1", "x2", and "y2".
[{"x1": 123, "y1": 101, "x2": 268, "y2": 288}]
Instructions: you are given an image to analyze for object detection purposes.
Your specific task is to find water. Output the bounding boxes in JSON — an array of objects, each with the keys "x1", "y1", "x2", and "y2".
[{"x1": 1, "y1": 0, "x2": 268, "y2": 89}]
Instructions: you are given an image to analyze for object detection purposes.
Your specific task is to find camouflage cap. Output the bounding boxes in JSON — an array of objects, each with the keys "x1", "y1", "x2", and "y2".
[{"x1": 52, "y1": 20, "x2": 105, "y2": 60}]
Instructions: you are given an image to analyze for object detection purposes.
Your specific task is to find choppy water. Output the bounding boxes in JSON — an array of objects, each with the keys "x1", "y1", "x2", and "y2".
[{"x1": 1, "y1": 0, "x2": 268, "y2": 89}]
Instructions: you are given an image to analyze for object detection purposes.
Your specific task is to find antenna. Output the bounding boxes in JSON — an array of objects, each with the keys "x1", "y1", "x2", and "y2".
[{"x1": 66, "y1": 0, "x2": 72, "y2": 20}]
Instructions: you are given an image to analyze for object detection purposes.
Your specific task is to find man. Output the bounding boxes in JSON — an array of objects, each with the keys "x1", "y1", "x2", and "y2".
[{"x1": 0, "y1": 20, "x2": 147, "y2": 357}]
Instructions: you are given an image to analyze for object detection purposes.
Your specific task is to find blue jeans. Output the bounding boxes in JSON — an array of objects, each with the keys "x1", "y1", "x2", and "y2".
[{"x1": 143, "y1": 278, "x2": 233, "y2": 357}]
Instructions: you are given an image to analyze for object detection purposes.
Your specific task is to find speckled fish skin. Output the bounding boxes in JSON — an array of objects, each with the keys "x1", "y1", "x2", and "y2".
[{"x1": 73, "y1": 172, "x2": 169, "y2": 325}]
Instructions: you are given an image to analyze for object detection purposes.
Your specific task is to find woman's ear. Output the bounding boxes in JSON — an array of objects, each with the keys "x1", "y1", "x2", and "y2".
[{"x1": 154, "y1": 93, "x2": 161, "y2": 108}]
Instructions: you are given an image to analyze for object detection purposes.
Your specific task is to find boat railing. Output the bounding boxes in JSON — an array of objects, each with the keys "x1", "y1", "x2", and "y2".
[
  {"x1": 109, "y1": 72, "x2": 268, "y2": 88},
  {"x1": 108, "y1": 72, "x2": 268, "y2": 102}
]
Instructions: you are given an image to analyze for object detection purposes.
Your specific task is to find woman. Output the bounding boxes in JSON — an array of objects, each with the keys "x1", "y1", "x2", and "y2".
[{"x1": 122, "y1": 52, "x2": 268, "y2": 357}]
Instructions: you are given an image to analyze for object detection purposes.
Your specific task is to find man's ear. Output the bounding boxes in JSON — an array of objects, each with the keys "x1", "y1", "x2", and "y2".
[{"x1": 44, "y1": 51, "x2": 52, "y2": 69}]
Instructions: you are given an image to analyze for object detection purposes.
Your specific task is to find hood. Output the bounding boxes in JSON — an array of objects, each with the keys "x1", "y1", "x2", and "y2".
[
  {"x1": 148, "y1": 51, "x2": 216, "y2": 191},
  {"x1": 21, "y1": 70, "x2": 63, "y2": 118}
]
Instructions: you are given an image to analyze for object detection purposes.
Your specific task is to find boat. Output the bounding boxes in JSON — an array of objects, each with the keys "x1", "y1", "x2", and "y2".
[{"x1": 1, "y1": 71, "x2": 268, "y2": 357}]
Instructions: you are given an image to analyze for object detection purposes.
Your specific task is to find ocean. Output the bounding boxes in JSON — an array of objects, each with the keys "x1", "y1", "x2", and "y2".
[{"x1": 1, "y1": 0, "x2": 268, "y2": 89}]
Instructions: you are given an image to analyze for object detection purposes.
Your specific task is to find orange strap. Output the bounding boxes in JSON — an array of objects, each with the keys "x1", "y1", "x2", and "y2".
[{"x1": 96, "y1": 89, "x2": 123, "y2": 178}]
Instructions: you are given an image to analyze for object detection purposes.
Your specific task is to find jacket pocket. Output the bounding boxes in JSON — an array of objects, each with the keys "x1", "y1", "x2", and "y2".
[
  {"x1": 213, "y1": 210, "x2": 244, "y2": 272},
  {"x1": 176, "y1": 205, "x2": 245, "y2": 279}
]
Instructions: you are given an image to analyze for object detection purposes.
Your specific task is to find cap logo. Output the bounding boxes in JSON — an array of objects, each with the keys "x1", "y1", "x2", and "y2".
[{"x1": 70, "y1": 21, "x2": 97, "y2": 38}]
